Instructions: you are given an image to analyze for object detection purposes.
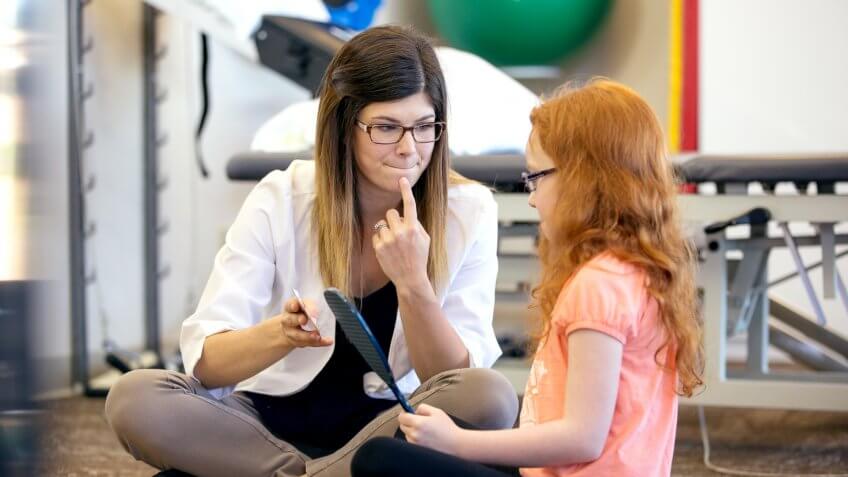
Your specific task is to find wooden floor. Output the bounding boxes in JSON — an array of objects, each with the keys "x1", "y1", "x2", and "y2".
[{"x1": 32, "y1": 397, "x2": 848, "y2": 476}]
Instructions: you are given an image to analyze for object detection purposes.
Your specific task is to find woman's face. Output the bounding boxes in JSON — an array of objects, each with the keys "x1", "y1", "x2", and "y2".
[
  {"x1": 353, "y1": 91, "x2": 437, "y2": 194},
  {"x1": 525, "y1": 130, "x2": 559, "y2": 241}
]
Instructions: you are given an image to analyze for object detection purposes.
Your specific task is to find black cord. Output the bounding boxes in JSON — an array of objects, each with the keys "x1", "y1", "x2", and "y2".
[{"x1": 195, "y1": 33, "x2": 210, "y2": 178}]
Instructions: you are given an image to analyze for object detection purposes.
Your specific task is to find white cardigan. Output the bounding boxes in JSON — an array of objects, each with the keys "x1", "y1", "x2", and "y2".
[{"x1": 180, "y1": 160, "x2": 502, "y2": 400}]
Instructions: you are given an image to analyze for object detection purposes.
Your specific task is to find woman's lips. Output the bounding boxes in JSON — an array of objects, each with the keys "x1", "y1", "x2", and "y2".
[{"x1": 384, "y1": 161, "x2": 418, "y2": 170}]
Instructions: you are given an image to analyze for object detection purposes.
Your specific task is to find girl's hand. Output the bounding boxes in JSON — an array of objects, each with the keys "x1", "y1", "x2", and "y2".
[
  {"x1": 398, "y1": 404, "x2": 466, "y2": 457},
  {"x1": 372, "y1": 177, "x2": 431, "y2": 292},
  {"x1": 278, "y1": 298, "x2": 333, "y2": 348}
]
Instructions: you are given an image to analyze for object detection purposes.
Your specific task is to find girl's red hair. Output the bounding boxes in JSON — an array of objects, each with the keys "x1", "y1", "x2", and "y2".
[{"x1": 529, "y1": 78, "x2": 703, "y2": 397}]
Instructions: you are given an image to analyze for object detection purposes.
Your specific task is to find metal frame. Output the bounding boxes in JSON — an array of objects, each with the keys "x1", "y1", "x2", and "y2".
[
  {"x1": 68, "y1": 1, "x2": 167, "y2": 394},
  {"x1": 691, "y1": 234, "x2": 848, "y2": 411},
  {"x1": 494, "y1": 191, "x2": 848, "y2": 411},
  {"x1": 67, "y1": 0, "x2": 92, "y2": 392},
  {"x1": 143, "y1": 3, "x2": 163, "y2": 356}
]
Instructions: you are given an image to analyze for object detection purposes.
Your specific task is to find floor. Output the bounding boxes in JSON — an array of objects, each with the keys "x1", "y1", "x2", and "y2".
[{"x1": 33, "y1": 396, "x2": 848, "y2": 476}]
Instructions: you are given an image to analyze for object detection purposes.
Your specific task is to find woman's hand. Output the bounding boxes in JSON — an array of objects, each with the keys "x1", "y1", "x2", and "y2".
[
  {"x1": 398, "y1": 404, "x2": 468, "y2": 457},
  {"x1": 278, "y1": 298, "x2": 333, "y2": 348},
  {"x1": 372, "y1": 177, "x2": 431, "y2": 292}
]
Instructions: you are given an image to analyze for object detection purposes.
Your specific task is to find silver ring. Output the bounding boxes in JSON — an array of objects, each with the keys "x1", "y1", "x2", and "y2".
[{"x1": 373, "y1": 222, "x2": 389, "y2": 233}]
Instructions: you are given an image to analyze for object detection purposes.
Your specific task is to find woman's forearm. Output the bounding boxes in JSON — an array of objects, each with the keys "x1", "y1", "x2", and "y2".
[
  {"x1": 397, "y1": 277, "x2": 470, "y2": 381},
  {"x1": 192, "y1": 317, "x2": 293, "y2": 389}
]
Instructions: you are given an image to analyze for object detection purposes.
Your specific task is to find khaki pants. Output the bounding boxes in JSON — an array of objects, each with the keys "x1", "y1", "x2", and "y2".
[{"x1": 105, "y1": 368, "x2": 518, "y2": 477}]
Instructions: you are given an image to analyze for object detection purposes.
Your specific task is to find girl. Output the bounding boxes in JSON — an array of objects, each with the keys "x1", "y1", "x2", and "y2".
[{"x1": 351, "y1": 78, "x2": 703, "y2": 477}]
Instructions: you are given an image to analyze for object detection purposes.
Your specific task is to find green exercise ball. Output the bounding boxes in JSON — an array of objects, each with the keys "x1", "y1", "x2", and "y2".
[{"x1": 427, "y1": 0, "x2": 613, "y2": 66}]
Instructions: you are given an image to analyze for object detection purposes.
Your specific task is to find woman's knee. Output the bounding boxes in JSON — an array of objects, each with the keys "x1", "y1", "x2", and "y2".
[
  {"x1": 104, "y1": 369, "x2": 172, "y2": 440},
  {"x1": 429, "y1": 368, "x2": 519, "y2": 430},
  {"x1": 462, "y1": 368, "x2": 519, "y2": 428}
]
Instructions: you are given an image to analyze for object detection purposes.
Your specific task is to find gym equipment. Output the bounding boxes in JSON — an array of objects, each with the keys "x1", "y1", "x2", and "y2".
[{"x1": 226, "y1": 152, "x2": 848, "y2": 412}]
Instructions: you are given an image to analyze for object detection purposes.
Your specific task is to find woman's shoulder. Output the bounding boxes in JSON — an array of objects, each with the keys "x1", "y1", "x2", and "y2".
[
  {"x1": 447, "y1": 182, "x2": 497, "y2": 236},
  {"x1": 447, "y1": 180, "x2": 496, "y2": 210},
  {"x1": 238, "y1": 160, "x2": 315, "y2": 226},
  {"x1": 254, "y1": 159, "x2": 316, "y2": 198}
]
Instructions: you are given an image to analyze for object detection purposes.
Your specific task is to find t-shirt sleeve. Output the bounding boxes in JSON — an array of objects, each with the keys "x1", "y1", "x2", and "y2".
[{"x1": 550, "y1": 265, "x2": 645, "y2": 344}]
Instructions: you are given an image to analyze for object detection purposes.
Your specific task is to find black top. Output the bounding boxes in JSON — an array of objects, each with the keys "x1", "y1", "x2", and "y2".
[{"x1": 247, "y1": 282, "x2": 398, "y2": 458}]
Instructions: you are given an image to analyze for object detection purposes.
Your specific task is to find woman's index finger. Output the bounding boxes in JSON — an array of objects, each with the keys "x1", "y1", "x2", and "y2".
[{"x1": 400, "y1": 177, "x2": 417, "y2": 223}]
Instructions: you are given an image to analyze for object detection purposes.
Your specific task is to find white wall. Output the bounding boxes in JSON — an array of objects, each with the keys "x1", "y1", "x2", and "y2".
[
  {"x1": 550, "y1": 0, "x2": 670, "y2": 125},
  {"x1": 701, "y1": 0, "x2": 848, "y2": 153}
]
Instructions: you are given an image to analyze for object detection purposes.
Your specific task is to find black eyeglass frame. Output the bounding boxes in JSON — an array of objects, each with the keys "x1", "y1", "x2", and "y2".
[
  {"x1": 521, "y1": 168, "x2": 557, "y2": 192},
  {"x1": 355, "y1": 119, "x2": 446, "y2": 144}
]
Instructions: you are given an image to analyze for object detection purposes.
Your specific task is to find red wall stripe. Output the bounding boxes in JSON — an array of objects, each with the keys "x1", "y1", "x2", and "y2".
[{"x1": 681, "y1": 0, "x2": 699, "y2": 151}]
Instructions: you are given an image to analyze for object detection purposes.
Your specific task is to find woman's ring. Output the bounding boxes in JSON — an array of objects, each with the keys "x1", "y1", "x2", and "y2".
[{"x1": 373, "y1": 222, "x2": 389, "y2": 233}]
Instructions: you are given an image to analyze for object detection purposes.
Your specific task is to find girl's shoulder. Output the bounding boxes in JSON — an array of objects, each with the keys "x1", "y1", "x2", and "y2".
[
  {"x1": 563, "y1": 253, "x2": 646, "y2": 303},
  {"x1": 581, "y1": 252, "x2": 642, "y2": 278},
  {"x1": 552, "y1": 253, "x2": 652, "y2": 342}
]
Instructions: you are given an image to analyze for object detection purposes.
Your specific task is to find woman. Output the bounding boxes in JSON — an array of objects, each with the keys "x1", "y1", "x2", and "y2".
[{"x1": 105, "y1": 25, "x2": 517, "y2": 477}]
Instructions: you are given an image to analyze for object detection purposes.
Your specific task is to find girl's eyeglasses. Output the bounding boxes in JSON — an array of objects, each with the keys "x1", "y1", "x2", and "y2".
[{"x1": 521, "y1": 168, "x2": 556, "y2": 192}]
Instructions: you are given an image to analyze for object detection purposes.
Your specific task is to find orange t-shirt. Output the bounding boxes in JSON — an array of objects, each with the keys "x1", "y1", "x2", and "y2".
[{"x1": 520, "y1": 253, "x2": 678, "y2": 477}]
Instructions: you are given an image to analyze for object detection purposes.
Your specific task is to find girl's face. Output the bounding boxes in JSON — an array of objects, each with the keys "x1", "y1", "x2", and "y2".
[
  {"x1": 525, "y1": 130, "x2": 559, "y2": 241},
  {"x1": 353, "y1": 91, "x2": 437, "y2": 194}
]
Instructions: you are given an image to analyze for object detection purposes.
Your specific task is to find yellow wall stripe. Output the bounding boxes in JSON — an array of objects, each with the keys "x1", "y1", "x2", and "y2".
[{"x1": 667, "y1": 0, "x2": 683, "y2": 153}]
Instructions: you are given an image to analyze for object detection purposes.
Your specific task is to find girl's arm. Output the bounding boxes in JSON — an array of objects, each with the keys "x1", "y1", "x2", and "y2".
[{"x1": 400, "y1": 329, "x2": 622, "y2": 467}]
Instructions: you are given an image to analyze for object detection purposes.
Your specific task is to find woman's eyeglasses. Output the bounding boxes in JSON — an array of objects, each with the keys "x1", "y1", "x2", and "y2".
[
  {"x1": 356, "y1": 120, "x2": 445, "y2": 144},
  {"x1": 521, "y1": 168, "x2": 557, "y2": 192}
]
